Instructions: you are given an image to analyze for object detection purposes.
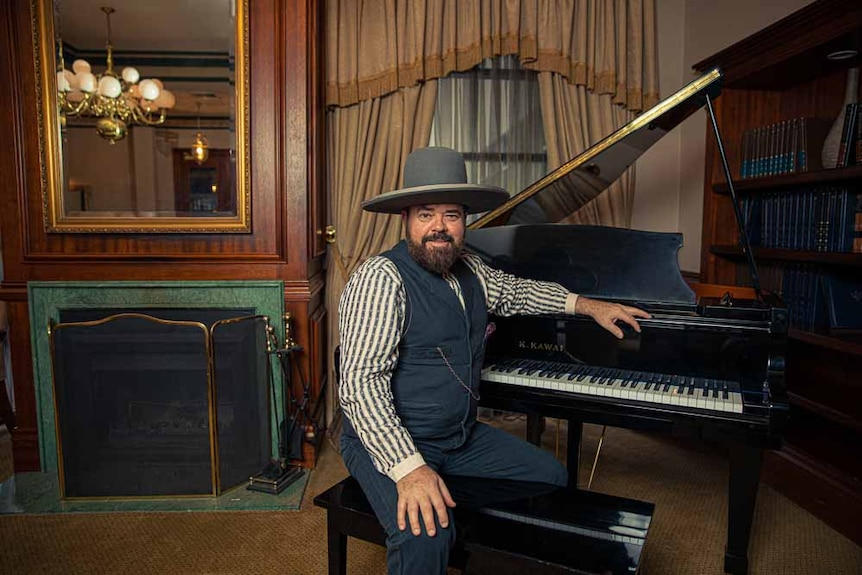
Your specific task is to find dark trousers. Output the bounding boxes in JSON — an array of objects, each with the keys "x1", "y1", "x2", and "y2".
[{"x1": 340, "y1": 421, "x2": 568, "y2": 575}]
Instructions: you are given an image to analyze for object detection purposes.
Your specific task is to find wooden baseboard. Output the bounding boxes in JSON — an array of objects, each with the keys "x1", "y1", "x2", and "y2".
[{"x1": 763, "y1": 447, "x2": 862, "y2": 546}]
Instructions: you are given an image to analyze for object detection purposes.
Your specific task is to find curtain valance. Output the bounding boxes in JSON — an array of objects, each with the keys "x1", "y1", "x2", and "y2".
[{"x1": 326, "y1": 0, "x2": 659, "y2": 112}]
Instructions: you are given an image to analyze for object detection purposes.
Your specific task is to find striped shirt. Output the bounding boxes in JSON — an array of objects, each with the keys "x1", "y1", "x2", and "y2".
[{"x1": 338, "y1": 251, "x2": 578, "y2": 482}]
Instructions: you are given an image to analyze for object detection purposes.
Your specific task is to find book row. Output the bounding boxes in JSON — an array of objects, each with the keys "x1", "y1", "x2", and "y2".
[
  {"x1": 739, "y1": 186, "x2": 861, "y2": 252},
  {"x1": 835, "y1": 103, "x2": 862, "y2": 169},
  {"x1": 739, "y1": 117, "x2": 831, "y2": 179},
  {"x1": 745, "y1": 263, "x2": 861, "y2": 333}
]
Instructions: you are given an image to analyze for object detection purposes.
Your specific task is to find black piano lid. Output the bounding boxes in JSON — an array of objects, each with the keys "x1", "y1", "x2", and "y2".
[
  {"x1": 468, "y1": 68, "x2": 723, "y2": 229},
  {"x1": 464, "y1": 68, "x2": 725, "y2": 307}
]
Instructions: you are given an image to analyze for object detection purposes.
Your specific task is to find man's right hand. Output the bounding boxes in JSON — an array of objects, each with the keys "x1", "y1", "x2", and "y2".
[{"x1": 396, "y1": 465, "x2": 456, "y2": 537}]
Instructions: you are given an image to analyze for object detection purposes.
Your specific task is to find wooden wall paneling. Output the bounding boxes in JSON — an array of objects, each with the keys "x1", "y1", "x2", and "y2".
[
  {"x1": 307, "y1": 0, "x2": 328, "y2": 261},
  {"x1": 0, "y1": 0, "x2": 39, "y2": 472},
  {"x1": 0, "y1": 0, "x2": 328, "y2": 472},
  {"x1": 283, "y1": 0, "x2": 309, "y2": 279},
  {"x1": 6, "y1": 295, "x2": 39, "y2": 471},
  {"x1": 0, "y1": 8, "x2": 22, "y2": 286}
]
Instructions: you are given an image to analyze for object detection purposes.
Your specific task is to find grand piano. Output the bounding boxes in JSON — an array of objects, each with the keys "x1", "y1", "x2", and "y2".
[{"x1": 465, "y1": 68, "x2": 788, "y2": 575}]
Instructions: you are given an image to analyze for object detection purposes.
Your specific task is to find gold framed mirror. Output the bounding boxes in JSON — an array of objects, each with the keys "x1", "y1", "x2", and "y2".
[{"x1": 33, "y1": 0, "x2": 250, "y2": 233}]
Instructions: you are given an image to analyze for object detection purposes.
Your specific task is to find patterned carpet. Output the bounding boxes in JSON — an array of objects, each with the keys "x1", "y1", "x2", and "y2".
[{"x1": 1, "y1": 420, "x2": 860, "y2": 574}]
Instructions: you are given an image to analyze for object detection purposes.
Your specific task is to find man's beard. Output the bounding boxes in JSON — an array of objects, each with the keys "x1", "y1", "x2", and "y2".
[{"x1": 407, "y1": 232, "x2": 463, "y2": 275}]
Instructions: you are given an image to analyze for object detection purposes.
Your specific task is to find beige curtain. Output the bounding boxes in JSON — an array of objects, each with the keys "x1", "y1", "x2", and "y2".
[
  {"x1": 536, "y1": 0, "x2": 658, "y2": 226},
  {"x1": 324, "y1": 83, "x2": 437, "y2": 423}
]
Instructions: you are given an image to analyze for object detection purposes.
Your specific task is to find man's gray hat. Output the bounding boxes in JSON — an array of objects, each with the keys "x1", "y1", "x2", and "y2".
[{"x1": 361, "y1": 147, "x2": 510, "y2": 214}]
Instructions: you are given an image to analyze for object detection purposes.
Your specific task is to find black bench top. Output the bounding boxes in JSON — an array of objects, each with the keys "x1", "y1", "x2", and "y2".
[{"x1": 314, "y1": 475, "x2": 654, "y2": 575}]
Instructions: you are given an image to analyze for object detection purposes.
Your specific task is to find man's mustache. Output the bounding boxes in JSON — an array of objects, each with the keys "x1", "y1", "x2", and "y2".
[{"x1": 422, "y1": 232, "x2": 454, "y2": 245}]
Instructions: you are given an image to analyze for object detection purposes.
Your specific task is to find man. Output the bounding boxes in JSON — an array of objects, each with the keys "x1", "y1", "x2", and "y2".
[{"x1": 338, "y1": 146, "x2": 649, "y2": 574}]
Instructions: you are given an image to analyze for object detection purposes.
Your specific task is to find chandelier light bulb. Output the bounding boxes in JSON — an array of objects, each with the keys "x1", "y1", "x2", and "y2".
[
  {"x1": 121, "y1": 67, "x2": 140, "y2": 84},
  {"x1": 62, "y1": 69, "x2": 77, "y2": 90},
  {"x1": 72, "y1": 59, "x2": 90, "y2": 74},
  {"x1": 57, "y1": 71, "x2": 71, "y2": 92},
  {"x1": 138, "y1": 79, "x2": 160, "y2": 100},
  {"x1": 97, "y1": 75, "x2": 122, "y2": 98},
  {"x1": 77, "y1": 72, "x2": 97, "y2": 93}
]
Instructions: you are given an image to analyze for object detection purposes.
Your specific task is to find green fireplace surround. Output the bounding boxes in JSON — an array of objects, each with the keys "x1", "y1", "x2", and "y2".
[{"x1": 28, "y1": 280, "x2": 285, "y2": 474}]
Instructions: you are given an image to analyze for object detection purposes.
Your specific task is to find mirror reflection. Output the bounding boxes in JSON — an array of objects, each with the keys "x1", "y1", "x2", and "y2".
[{"x1": 39, "y1": 0, "x2": 248, "y2": 232}]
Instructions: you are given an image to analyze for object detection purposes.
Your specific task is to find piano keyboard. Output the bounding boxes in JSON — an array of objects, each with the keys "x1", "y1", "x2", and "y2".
[{"x1": 481, "y1": 359, "x2": 744, "y2": 414}]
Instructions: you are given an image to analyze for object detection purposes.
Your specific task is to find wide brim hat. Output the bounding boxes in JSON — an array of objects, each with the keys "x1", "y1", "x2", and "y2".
[{"x1": 361, "y1": 147, "x2": 510, "y2": 214}]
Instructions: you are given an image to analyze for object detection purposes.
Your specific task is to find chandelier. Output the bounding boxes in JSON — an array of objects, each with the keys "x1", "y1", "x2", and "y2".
[{"x1": 56, "y1": 6, "x2": 176, "y2": 144}]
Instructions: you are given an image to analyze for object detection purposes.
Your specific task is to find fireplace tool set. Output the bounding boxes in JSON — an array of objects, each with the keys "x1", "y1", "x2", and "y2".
[{"x1": 247, "y1": 313, "x2": 313, "y2": 494}]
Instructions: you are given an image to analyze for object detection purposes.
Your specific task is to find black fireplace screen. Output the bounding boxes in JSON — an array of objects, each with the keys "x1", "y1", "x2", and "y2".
[{"x1": 50, "y1": 309, "x2": 271, "y2": 498}]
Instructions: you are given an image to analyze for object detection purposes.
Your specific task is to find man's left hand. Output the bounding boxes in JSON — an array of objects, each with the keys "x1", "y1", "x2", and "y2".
[{"x1": 575, "y1": 296, "x2": 651, "y2": 339}]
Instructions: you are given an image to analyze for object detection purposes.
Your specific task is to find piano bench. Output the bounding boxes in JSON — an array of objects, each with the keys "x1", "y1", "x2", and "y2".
[{"x1": 313, "y1": 475, "x2": 654, "y2": 575}]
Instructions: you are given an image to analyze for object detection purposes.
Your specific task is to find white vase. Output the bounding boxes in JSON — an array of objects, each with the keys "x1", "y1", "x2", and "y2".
[{"x1": 821, "y1": 67, "x2": 859, "y2": 169}]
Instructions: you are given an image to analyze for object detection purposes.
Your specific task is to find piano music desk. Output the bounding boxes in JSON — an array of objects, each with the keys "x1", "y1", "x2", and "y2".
[{"x1": 313, "y1": 475, "x2": 654, "y2": 574}]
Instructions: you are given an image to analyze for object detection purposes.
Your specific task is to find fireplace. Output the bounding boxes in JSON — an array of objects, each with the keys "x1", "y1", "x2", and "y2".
[{"x1": 28, "y1": 281, "x2": 286, "y2": 499}]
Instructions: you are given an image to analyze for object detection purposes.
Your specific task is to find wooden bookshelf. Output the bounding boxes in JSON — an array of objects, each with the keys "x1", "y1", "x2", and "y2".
[
  {"x1": 695, "y1": 0, "x2": 862, "y2": 546},
  {"x1": 709, "y1": 245, "x2": 862, "y2": 267},
  {"x1": 713, "y1": 165, "x2": 862, "y2": 194}
]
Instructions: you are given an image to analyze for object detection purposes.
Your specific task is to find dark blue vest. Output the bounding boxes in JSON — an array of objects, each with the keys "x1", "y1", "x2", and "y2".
[{"x1": 344, "y1": 240, "x2": 488, "y2": 451}]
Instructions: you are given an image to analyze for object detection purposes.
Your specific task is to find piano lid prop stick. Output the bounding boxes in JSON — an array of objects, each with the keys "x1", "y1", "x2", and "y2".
[{"x1": 705, "y1": 93, "x2": 763, "y2": 296}]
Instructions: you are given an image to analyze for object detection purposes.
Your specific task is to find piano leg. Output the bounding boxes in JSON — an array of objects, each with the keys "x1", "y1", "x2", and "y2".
[
  {"x1": 566, "y1": 420, "x2": 582, "y2": 490},
  {"x1": 724, "y1": 445, "x2": 764, "y2": 575}
]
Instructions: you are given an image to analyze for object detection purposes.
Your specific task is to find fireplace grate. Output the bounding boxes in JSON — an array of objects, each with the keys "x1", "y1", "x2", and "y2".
[{"x1": 49, "y1": 309, "x2": 271, "y2": 499}]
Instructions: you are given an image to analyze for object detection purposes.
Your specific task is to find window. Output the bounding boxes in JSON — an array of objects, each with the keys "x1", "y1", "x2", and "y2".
[{"x1": 430, "y1": 56, "x2": 546, "y2": 197}]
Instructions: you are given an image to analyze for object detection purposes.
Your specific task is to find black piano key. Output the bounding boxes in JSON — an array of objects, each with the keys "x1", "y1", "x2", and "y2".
[
  {"x1": 550, "y1": 364, "x2": 568, "y2": 378},
  {"x1": 544, "y1": 364, "x2": 560, "y2": 378},
  {"x1": 722, "y1": 381, "x2": 730, "y2": 400},
  {"x1": 619, "y1": 371, "x2": 632, "y2": 387},
  {"x1": 662, "y1": 375, "x2": 672, "y2": 393},
  {"x1": 647, "y1": 372, "x2": 660, "y2": 391},
  {"x1": 518, "y1": 360, "x2": 540, "y2": 375},
  {"x1": 677, "y1": 376, "x2": 686, "y2": 394},
  {"x1": 561, "y1": 363, "x2": 579, "y2": 378},
  {"x1": 502, "y1": 360, "x2": 521, "y2": 373},
  {"x1": 702, "y1": 380, "x2": 710, "y2": 397}
]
